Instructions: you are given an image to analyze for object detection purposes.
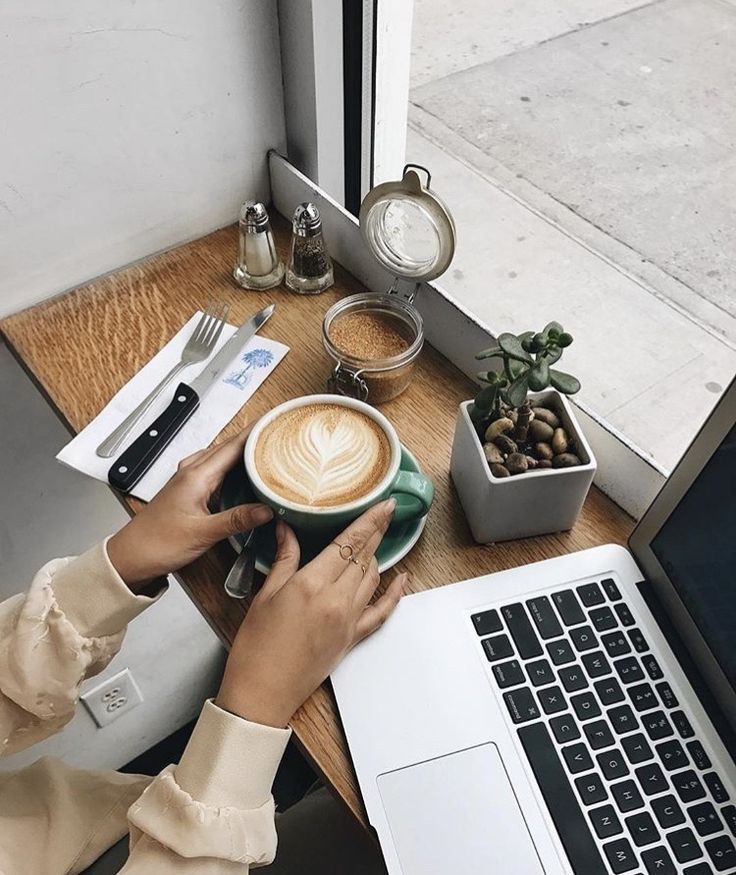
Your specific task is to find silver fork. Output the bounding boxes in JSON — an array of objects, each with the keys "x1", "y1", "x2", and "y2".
[{"x1": 96, "y1": 303, "x2": 230, "y2": 458}]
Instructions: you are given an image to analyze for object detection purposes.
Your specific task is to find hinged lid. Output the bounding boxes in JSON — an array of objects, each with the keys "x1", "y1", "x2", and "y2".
[{"x1": 359, "y1": 164, "x2": 456, "y2": 284}]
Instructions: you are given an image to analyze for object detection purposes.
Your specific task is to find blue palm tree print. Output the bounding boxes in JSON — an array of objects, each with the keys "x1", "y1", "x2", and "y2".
[{"x1": 224, "y1": 348, "x2": 275, "y2": 390}]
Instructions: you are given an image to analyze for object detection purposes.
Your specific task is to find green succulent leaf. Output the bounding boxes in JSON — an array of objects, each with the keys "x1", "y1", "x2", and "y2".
[
  {"x1": 542, "y1": 321, "x2": 564, "y2": 339},
  {"x1": 528, "y1": 358, "x2": 550, "y2": 391},
  {"x1": 541, "y1": 345, "x2": 563, "y2": 365},
  {"x1": 474, "y1": 384, "x2": 499, "y2": 410},
  {"x1": 549, "y1": 369, "x2": 581, "y2": 395},
  {"x1": 475, "y1": 345, "x2": 503, "y2": 360},
  {"x1": 498, "y1": 333, "x2": 533, "y2": 363},
  {"x1": 506, "y1": 372, "x2": 530, "y2": 408},
  {"x1": 558, "y1": 332, "x2": 573, "y2": 347}
]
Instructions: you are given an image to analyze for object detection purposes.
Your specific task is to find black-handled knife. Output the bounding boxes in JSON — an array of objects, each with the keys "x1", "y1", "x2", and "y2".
[{"x1": 108, "y1": 303, "x2": 275, "y2": 494}]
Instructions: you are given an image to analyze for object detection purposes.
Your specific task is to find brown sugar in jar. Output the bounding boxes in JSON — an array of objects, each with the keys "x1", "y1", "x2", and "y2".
[{"x1": 322, "y1": 294, "x2": 424, "y2": 404}]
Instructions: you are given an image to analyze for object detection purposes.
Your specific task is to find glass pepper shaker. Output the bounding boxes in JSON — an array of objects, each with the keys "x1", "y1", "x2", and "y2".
[
  {"x1": 233, "y1": 201, "x2": 284, "y2": 290},
  {"x1": 285, "y1": 203, "x2": 334, "y2": 294}
]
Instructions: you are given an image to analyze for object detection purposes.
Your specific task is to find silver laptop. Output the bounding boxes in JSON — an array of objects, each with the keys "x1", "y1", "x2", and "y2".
[{"x1": 332, "y1": 378, "x2": 736, "y2": 875}]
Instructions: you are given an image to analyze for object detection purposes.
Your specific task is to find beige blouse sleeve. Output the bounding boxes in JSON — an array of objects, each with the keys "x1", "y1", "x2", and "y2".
[{"x1": 0, "y1": 544, "x2": 292, "y2": 873}]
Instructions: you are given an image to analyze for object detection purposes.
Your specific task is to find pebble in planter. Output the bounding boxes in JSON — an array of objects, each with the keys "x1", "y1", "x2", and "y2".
[{"x1": 451, "y1": 322, "x2": 596, "y2": 543}]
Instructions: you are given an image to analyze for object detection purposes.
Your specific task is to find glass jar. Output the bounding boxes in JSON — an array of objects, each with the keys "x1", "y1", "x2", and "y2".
[{"x1": 322, "y1": 293, "x2": 424, "y2": 404}]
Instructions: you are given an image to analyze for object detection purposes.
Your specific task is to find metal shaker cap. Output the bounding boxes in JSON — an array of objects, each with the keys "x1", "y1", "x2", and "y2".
[
  {"x1": 292, "y1": 202, "x2": 322, "y2": 237},
  {"x1": 239, "y1": 201, "x2": 271, "y2": 232}
]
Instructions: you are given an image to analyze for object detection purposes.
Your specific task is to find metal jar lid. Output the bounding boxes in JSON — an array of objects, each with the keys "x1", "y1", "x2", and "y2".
[
  {"x1": 239, "y1": 201, "x2": 271, "y2": 233},
  {"x1": 292, "y1": 202, "x2": 323, "y2": 237},
  {"x1": 359, "y1": 164, "x2": 456, "y2": 282}
]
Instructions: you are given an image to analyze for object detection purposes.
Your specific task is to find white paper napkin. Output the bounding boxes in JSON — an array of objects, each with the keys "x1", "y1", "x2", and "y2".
[{"x1": 57, "y1": 312, "x2": 289, "y2": 501}]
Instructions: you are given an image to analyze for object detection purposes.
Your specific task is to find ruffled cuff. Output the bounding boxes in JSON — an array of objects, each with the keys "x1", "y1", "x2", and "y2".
[
  {"x1": 50, "y1": 538, "x2": 166, "y2": 639},
  {"x1": 127, "y1": 701, "x2": 291, "y2": 864}
]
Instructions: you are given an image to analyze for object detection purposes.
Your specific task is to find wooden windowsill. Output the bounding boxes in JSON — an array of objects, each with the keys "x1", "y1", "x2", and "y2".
[{"x1": 0, "y1": 215, "x2": 634, "y2": 826}]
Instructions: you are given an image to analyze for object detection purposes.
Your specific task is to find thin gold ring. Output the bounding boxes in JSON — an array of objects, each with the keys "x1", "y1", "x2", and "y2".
[{"x1": 333, "y1": 541, "x2": 367, "y2": 575}]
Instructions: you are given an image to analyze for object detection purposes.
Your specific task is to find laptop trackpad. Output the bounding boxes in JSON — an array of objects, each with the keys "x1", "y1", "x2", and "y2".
[{"x1": 377, "y1": 742, "x2": 544, "y2": 875}]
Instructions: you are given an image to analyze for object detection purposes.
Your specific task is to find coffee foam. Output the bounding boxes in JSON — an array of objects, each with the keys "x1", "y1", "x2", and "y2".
[{"x1": 254, "y1": 403, "x2": 392, "y2": 507}]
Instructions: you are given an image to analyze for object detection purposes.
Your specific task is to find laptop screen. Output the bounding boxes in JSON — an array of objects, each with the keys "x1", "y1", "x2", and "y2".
[{"x1": 649, "y1": 422, "x2": 736, "y2": 691}]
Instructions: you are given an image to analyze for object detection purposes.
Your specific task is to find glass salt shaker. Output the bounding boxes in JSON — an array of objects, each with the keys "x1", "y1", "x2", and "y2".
[
  {"x1": 285, "y1": 203, "x2": 334, "y2": 294},
  {"x1": 233, "y1": 201, "x2": 284, "y2": 290}
]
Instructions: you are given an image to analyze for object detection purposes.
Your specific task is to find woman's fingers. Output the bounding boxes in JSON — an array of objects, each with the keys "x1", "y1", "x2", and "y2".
[
  {"x1": 353, "y1": 556, "x2": 381, "y2": 607},
  {"x1": 354, "y1": 572, "x2": 406, "y2": 643},
  {"x1": 260, "y1": 521, "x2": 301, "y2": 596},
  {"x1": 311, "y1": 499, "x2": 395, "y2": 581},
  {"x1": 206, "y1": 502, "x2": 273, "y2": 541}
]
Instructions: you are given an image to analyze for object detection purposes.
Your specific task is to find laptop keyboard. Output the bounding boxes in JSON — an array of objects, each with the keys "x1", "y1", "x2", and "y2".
[{"x1": 471, "y1": 578, "x2": 736, "y2": 874}]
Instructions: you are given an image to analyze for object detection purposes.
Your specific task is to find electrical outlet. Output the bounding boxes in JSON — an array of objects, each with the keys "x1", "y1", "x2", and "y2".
[{"x1": 81, "y1": 668, "x2": 143, "y2": 727}]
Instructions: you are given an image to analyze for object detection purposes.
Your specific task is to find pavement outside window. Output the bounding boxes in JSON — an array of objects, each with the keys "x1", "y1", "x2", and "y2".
[{"x1": 408, "y1": 0, "x2": 736, "y2": 470}]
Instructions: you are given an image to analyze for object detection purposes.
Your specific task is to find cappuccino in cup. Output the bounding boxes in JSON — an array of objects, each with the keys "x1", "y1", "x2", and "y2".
[
  {"x1": 254, "y1": 403, "x2": 392, "y2": 508},
  {"x1": 245, "y1": 395, "x2": 434, "y2": 530}
]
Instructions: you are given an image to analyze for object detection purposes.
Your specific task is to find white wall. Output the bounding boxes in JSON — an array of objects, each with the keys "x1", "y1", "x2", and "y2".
[{"x1": 0, "y1": 0, "x2": 286, "y2": 318}]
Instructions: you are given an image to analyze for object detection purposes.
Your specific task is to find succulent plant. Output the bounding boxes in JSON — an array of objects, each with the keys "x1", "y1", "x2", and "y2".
[{"x1": 469, "y1": 322, "x2": 580, "y2": 429}]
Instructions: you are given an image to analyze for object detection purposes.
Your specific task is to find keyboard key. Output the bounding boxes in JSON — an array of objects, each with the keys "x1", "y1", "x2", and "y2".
[
  {"x1": 636, "y1": 762, "x2": 669, "y2": 796},
  {"x1": 656, "y1": 681, "x2": 678, "y2": 709},
  {"x1": 604, "y1": 837, "x2": 638, "y2": 873},
  {"x1": 722, "y1": 804, "x2": 736, "y2": 836},
  {"x1": 590, "y1": 606, "x2": 618, "y2": 632},
  {"x1": 527, "y1": 658, "x2": 555, "y2": 687},
  {"x1": 642, "y1": 653, "x2": 664, "y2": 681},
  {"x1": 571, "y1": 691, "x2": 601, "y2": 721},
  {"x1": 559, "y1": 664, "x2": 588, "y2": 692},
  {"x1": 594, "y1": 676, "x2": 625, "y2": 705},
  {"x1": 602, "y1": 577, "x2": 622, "y2": 600},
  {"x1": 537, "y1": 685, "x2": 567, "y2": 715},
  {"x1": 482, "y1": 634, "x2": 513, "y2": 662},
  {"x1": 642, "y1": 845, "x2": 676, "y2": 875},
  {"x1": 705, "y1": 834, "x2": 736, "y2": 871},
  {"x1": 614, "y1": 656, "x2": 645, "y2": 684},
  {"x1": 614, "y1": 602, "x2": 636, "y2": 627},
  {"x1": 597, "y1": 748, "x2": 629, "y2": 780},
  {"x1": 627, "y1": 627, "x2": 649, "y2": 653},
  {"x1": 501, "y1": 603, "x2": 543, "y2": 659},
  {"x1": 668, "y1": 826, "x2": 702, "y2": 863},
  {"x1": 578, "y1": 582, "x2": 605, "y2": 607},
  {"x1": 552, "y1": 589, "x2": 586, "y2": 626},
  {"x1": 583, "y1": 651, "x2": 612, "y2": 679},
  {"x1": 584, "y1": 719, "x2": 615, "y2": 750},
  {"x1": 625, "y1": 810, "x2": 660, "y2": 847},
  {"x1": 672, "y1": 709, "x2": 696, "y2": 739},
  {"x1": 576, "y1": 771, "x2": 608, "y2": 805},
  {"x1": 704, "y1": 772, "x2": 730, "y2": 804},
  {"x1": 629, "y1": 682, "x2": 658, "y2": 712},
  {"x1": 492, "y1": 659, "x2": 526, "y2": 689},
  {"x1": 517, "y1": 722, "x2": 609, "y2": 875},
  {"x1": 602, "y1": 632, "x2": 632, "y2": 658},
  {"x1": 547, "y1": 639, "x2": 576, "y2": 666},
  {"x1": 622, "y1": 733, "x2": 653, "y2": 765},
  {"x1": 686, "y1": 740, "x2": 711, "y2": 771},
  {"x1": 683, "y1": 863, "x2": 714, "y2": 875},
  {"x1": 656, "y1": 739, "x2": 688, "y2": 772},
  {"x1": 503, "y1": 688, "x2": 541, "y2": 724},
  {"x1": 673, "y1": 770, "x2": 707, "y2": 804},
  {"x1": 526, "y1": 596, "x2": 563, "y2": 640},
  {"x1": 562, "y1": 742, "x2": 594, "y2": 774},
  {"x1": 590, "y1": 804, "x2": 622, "y2": 838},
  {"x1": 550, "y1": 713, "x2": 581, "y2": 743},
  {"x1": 651, "y1": 794, "x2": 685, "y2": 828},
  {"x1": 611, "y1": 779, "x2": 644, "y2": 812},
  {"x1": 471, "y1": 609, "x2": 502, "y2": 636},
  {"x1": 571, "y1": 625, "x2": 598, "y2": 652},
  {"x1": 642, "y1": 710, "x2": 674, "y2": 741},
  {"x1": 688, "y1": 801, "x2": 723, "y2": 836},
  {"x1": 609, "y1": 704, "x2": 639, "y2": 735}
]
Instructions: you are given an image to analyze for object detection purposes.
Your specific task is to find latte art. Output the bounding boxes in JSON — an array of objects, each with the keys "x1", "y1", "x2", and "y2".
[{"x1": 255, "y1": 404, "x2": 392, "y2": 507}]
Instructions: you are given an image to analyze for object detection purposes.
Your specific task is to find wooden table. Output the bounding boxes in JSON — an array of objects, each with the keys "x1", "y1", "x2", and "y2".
[{"x1": 0, "y1": 216, "x2": 634, "y2": 826}]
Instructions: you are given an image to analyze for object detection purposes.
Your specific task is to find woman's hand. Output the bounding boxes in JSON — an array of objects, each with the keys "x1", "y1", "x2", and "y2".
[
  {"x1": 107, "y1": 432, "x2": 273, "y2": 591},
  {"x1": 216, "y1": 500, "x2": 406, "y2": 728}
]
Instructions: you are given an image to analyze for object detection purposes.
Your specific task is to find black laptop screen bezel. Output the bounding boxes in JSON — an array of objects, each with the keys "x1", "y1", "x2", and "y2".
[{"x1": 629, "y1": 376, "x2": 736, "y2": 730}]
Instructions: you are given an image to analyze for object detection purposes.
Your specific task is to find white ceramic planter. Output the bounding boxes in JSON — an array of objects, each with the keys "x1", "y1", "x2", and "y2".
[{"x1": 450, "y1": 390, "x2": 597, "y2": 544}]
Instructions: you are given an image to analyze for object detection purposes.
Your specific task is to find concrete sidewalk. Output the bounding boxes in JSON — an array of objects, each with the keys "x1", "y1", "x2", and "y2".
[{"x1": 408, "y1": 0, "x2": 736, "y2": 469}]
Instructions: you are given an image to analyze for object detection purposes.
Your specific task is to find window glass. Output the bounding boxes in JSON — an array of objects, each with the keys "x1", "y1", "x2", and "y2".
[{"x1": 406, "y1": 0, "x2": 736, "y2": 469}]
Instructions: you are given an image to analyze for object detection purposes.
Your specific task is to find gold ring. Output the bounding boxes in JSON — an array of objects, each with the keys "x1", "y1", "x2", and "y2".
[{"x1": 333, "y1": 542, "x2": 367, "y2": 575}]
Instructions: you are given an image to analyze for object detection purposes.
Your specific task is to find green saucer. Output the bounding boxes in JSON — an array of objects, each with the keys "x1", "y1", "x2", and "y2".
[{"x1": 219, "y1": 446, "x2": 428, "y2": 573}]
